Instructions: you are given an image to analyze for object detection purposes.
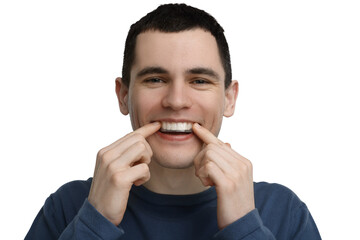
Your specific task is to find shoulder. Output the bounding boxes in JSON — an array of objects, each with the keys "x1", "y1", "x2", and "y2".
[
  {"x1": 254, "y1": 182, "x2": 304, "y2": 211},
  {"x1": 253, "y1": 182, "x2": 321, "y2": 238},
  {"x1": 43, "y1": 178, "x2": 93, "y2": 224},
  {"x1": 254, "y1": 181, "x2": 296, "y2": 196},
  {"x1": 51, "y1": 178, "x2": 93, "y2": 205},
  {"x1": 55, "y1": 178, "x2": 93, "y2": 197}
]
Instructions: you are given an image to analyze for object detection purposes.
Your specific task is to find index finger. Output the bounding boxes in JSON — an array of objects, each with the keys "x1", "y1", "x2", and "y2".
[
  {"x1": 134, "y1": 122, "x2": 161, "y2": 138},
  {"x1": 192, "y1": 123, "x2": 223, "y2": 145}
]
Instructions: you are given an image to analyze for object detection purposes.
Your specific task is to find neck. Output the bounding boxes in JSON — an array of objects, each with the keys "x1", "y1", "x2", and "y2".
[{"x1": 143, "y1": 160, "x2": 209, "y2": 195}]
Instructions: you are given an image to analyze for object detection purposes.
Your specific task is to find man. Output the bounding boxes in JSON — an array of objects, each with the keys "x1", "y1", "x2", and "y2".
[{"x1": 26, "y1": 4, "x2": 321, "y2": 239}]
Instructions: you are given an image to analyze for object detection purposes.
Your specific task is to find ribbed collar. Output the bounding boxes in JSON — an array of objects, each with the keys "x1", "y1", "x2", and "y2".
[{"x1": 130, "y1": 185, "x2": 217, "y2": 207}]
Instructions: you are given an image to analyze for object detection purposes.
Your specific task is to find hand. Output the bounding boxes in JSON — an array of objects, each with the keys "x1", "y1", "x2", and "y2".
[
  {"x1": 193, "y1": 123, "x2": 255, "y2": 229},
  {"x1": 88, "y1": 122, "x2": 161, "y2": 226}
]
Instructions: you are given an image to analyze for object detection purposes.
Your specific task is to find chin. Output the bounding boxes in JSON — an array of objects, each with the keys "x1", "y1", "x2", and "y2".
[
  {"x1": 152, "y1": 151, "x2": 196, "y2": 169},
  {"x1": 146, "y1": 133, "x2": 203, "y2": 169}
]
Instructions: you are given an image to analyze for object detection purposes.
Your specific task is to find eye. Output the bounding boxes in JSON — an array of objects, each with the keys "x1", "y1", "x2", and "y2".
[
  {"x1": 191, "y1": 79, "x2": 210, "y2": 85},
  {"x1": 144, "y1": 77, "x2": 164, "y2": 83}
]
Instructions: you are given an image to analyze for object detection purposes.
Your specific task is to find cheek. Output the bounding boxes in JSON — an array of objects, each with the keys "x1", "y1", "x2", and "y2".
[
  {"x1": 196, "y1": 93, "x2": 225, "y2": 134},
  {"x1": 129, "y1": 92, "x2": 161, "y2": 127}
]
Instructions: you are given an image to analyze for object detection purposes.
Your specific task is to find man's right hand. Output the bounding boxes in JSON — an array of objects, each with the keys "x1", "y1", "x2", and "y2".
[{"x1": 88, "y1": 122, "x2": 161, "y2": 226}]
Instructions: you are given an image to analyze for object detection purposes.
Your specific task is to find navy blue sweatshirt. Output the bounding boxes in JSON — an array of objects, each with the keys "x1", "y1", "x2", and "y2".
[{"x1": 25, "y1": 178, "x2": 321, "y2": 239}]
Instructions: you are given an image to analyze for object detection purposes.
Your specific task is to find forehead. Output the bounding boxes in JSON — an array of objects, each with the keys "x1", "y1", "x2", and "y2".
[{"x1": 131, "y1": 29, "x2": 225, "y2": 80}]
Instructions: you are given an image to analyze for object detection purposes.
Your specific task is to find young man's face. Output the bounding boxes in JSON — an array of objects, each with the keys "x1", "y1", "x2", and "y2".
[{"x1": 117, "y1": 29, "x2": 237, "y2": 169}]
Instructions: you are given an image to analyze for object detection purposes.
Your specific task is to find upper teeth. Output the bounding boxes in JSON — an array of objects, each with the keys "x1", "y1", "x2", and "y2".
[{"x1": 161, "y1": 122, "x2": 193, "y2": 132}]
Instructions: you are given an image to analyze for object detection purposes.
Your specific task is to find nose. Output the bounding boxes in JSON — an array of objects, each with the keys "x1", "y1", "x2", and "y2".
[{"x1": 161, "y1": 81, "x2": 192, "y2": 111}]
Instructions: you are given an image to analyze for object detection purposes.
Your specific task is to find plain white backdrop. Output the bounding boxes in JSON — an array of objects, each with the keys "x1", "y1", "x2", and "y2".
[{"x1": 1, "y1": 0, "x2": 359, "y2": 239}]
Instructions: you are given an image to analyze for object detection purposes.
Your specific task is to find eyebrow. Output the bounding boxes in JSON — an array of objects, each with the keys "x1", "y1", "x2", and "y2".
[
  {"x1": 135, "y1": 66, "x2": 220, "y2": 80},
  {"x1": 136, "y1": 67, "x2": 169, "y2": 78},
  {"x1": 186, "y1": 67, "x2": 220, "y2": 81}
]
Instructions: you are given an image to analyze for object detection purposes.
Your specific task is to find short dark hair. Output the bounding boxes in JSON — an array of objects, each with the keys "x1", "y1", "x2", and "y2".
[{"x1": 122, "y1": 3, "x2": 232, "y2": 88}]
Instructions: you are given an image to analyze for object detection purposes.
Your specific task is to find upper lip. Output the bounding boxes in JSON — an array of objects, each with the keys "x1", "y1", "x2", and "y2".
[{"x1": 153, "y1": 118, "x2": 196, "y2": 123}]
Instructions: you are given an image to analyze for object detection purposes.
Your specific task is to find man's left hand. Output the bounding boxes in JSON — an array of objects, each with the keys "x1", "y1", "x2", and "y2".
[{"x1": 193, "y1": 123, "x2": 255, "y2": 229}]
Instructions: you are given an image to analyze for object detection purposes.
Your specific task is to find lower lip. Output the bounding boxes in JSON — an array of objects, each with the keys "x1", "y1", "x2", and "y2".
[{"x1": 156, "y1": 131, "x2": 194, "y2": 141}]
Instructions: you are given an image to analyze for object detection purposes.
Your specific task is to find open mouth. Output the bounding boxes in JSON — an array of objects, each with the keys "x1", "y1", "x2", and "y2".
[{"x1": 160, "y1": 122, "x2": 193, "y2": 134}]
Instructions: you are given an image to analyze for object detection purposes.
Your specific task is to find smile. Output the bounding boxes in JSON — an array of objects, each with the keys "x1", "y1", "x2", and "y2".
[{"x1": 160, "y1": 121, "x2": 193, "y2": 134}]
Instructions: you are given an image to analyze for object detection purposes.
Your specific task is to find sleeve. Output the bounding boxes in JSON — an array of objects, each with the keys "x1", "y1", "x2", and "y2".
[
  {"x1": 212, "y1": 206, "x2": 321, "y2": 240},
  {"x1": 290, "y1": 203, "x2": 322, "y2": 240},
  {"x1": 25, "y1": 198, "x2": 125, "y2": 240},
  {"x1": 211, "y1": 209, "x2": 276, "y2": 240}
]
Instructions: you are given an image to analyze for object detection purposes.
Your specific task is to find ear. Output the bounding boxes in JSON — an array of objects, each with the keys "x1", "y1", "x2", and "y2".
[
  {"x1": 115, "y1": 77, "x2": 129, "y2": 115},
  {"x1": 223, "y1": 80, "x2": 239, "y2": 117}
]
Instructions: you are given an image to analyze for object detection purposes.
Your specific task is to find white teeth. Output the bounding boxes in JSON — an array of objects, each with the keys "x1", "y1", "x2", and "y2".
[{"x1": 161, "y1": 122, "x2": 193, "y2": 132}]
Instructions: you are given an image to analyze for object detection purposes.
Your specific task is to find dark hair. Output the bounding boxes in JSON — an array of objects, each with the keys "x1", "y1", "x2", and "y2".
[{"x1": 122, "y1": 3, "x2": 232, "y2": 88}]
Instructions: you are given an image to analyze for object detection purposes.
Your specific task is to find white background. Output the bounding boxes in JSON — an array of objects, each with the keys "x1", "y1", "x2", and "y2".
[{"x1": 1, "y1": 0, "x2": 359, "y2": 239}]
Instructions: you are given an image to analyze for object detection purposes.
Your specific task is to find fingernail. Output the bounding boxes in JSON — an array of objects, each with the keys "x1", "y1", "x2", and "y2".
[{"x1": 193, "y1": 123, "x2": 200, "y2": 128}]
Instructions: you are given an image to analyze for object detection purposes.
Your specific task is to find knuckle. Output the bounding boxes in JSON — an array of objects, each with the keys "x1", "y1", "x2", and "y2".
[
  {"x1": 138, "y1": 163, "x2": 149, "y2": 173},
  {"x1": 147, "y1": 145, "x2": 153, "y2": 157},
  {"x1": 247, "y1": 160, "x2": 253, "y2": 171},
  {"x1": 110, "y1": 172, "x2": 125, "y2": 187},
  {"x1": 204, "y1": 160, "x2": 215, "y2": 171},
  {"x1": 134, "y1": 141, "x2": 146, "y2": 152},
  {"x1": 204, "y1": 149, "x2": 215, "y2": 160},
  {"x1": 101, "y1": 152, "x2": 113, "y2": 165},
  {"x1": 131, "y1": 132, "x2": 144, "y2": 141},
  {"x1": 246, "y1": 160, "x2": 253, "y2": 169},
  {"x1": 193, "y1": 157, "x2": 201, "y2": 170},
  {"x1": 142, "y1": 154, "x2": 151, "y2": 164},
  {"x1": 240, "y1": 160, "x2": 253, "y2": 173},
  {"x1": 107, "y1": 161, "x2": 118, "y2": 173},
  {"x1": 97, "y1": 148, "x2": 107, "y2": 159}
]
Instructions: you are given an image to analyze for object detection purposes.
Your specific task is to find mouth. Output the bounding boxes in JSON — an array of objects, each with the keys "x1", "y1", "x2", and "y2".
[{"x1": 159, "y1": 121, "x2": 193, "y2": 134}]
